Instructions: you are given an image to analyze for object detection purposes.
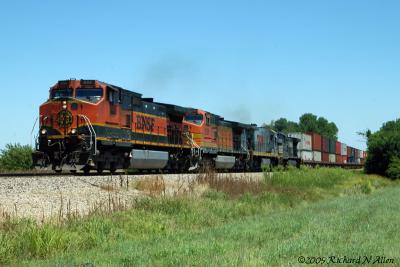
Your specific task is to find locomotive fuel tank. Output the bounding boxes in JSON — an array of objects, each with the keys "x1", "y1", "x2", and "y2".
[
  {"x1": 130, "y1": 149, "x2": 169, "y2": 169},
  {"x1": 214, "y1": 155, "x2": 236, "y2": 169}
]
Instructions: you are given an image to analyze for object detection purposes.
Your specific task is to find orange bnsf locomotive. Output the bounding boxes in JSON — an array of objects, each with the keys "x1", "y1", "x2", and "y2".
[{"x1": 33, "y1": 79, "x2": 300, "y2": 173}]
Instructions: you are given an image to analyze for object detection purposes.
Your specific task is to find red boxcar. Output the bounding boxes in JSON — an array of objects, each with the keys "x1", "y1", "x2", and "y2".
[
  {"x1": 355, "y1": 149, "x2": 360, "y2": 159},
  {"x1": 336, "y1": 155, "x2": 341, "y2": 164},
  {"x1": 335, "y1": 141, "x2": 341, "y2": 155},
  {"x1": 336, "y1": 155, "x2": 346, "y2": 164},
  {"x1": 322, "y1": 152, "x2": 329, "y2": 162},
  {"x1": 322, "y1": 137, "x2": 329, "y2": 153},
  {"x1": 309, "y1": 133, "x2": 322, "y2": 151}
]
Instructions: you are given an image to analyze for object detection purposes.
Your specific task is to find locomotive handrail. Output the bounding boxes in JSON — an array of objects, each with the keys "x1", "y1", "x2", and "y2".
[
  {"x1": 78, "y1": 114, "x2": 97, "y2": 155},
  {"x1": 30, "y1": 116, "x2": 40, "y2": 148},
  {"x1": 31, "y1": 115, "x2": 48, "y2": 148},
  {"x1": 183, "y1": 131, "x2": 201, "y2": 160},
  {"x1": 184, "y1": 131, "x2": 200, "y2": 149},
  {"x1": 241, "y1": 144, "x2": 250, "y2": 159}
]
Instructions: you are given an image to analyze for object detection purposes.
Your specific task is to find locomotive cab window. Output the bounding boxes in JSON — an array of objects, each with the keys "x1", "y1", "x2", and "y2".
[
  {"x1": 206, "y1": 115, "x2": 211, "y2": 126},
  {"x1": 76, "y1": 88, "x2": 103, "y2": 103},
  {"x1": 107, "y1": 88, "x2": 118, "y2": 105},
  {"x1": 184, "y1": 114, "x2": 204, "y2": 125},
  {"x1": 50, "y1": 88, "x2": 73, "y2": 99}
]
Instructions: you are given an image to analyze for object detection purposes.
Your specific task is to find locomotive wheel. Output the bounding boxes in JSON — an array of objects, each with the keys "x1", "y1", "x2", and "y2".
[
  {"x1": 199, "y1": 158, "x2": 214, "y2": 173},
  {"x1": 109, "y1": 162, "x2": 116, "y2": 174},
  {"x1": 97, "y1": 162, "x2": 104, "y2": 174},
  {"x1": 82, "y1": 166, "x2": 91, "y2": 175}
]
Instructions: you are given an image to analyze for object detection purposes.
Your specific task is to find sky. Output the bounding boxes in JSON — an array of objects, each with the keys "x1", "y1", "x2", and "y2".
[{"x1": 1, "y1": 0, "x2": 399, "y2": 150}]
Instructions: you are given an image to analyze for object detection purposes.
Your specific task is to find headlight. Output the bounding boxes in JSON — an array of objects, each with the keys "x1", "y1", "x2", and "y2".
[
  {"x1": 62, "y1": 101, "x2": 67, "y2": 109},
  {"x1": 41, "y1": 129, "x2": 47, "y2": 135},
  {"x1": 71, "y1": 128, "x2": 77, "y2": 134}
]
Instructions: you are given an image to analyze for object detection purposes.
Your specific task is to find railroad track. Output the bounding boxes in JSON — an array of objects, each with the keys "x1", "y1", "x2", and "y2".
[
  {"x1": 0, "y1": 170, "x2": 238, "y2": 177},
  {"x1": 0, "y1": 170, "x2": 213, "y2": 177},
  {"x1": 0, "y1": 163, "x2": 363, "y2": 178},
  {"x1": 0, "y1": 171, "x2": 129, "y2": 177}
]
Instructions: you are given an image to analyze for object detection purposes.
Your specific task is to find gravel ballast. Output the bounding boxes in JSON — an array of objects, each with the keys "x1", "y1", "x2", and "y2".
[{"x1": 0, "y1": 172, "x2": 264, "y2": 221}]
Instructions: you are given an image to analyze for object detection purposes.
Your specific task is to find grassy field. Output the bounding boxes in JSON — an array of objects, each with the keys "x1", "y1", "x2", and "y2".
[{"x1": 1, "y1": 168, "x2": 399, "y2": 266}]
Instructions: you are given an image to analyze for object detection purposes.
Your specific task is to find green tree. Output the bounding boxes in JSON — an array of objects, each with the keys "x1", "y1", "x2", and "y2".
[
  {"x1": 0, "y1": 143, "x2": 33, "y2": 171},
  {"x1": 287, "y1": 121, "x2": 300, "y2": 133},
  {"x1": 357, "y1": 129, "x2": 372, "y2": 142},
  {"x1": 298, "y1": 113, "x2": 338, "y2": 139},
  {"x1": 266, "y1": 113, "x2": 338, "y2": 138},
  {"x1": 386, "y1": 157, "x2": 400, "y2": 179},
  {"x1": 365, "y1": 119, "x2": 400, "y2": 178},
  {"x1": 299, "y1": 113, "x2": 319, "y2": 133},
  {"x1": 273, "y1": 118, "x2": 288, "y2": 132},
  {"x1": 326, "y1": 122, "x2": 338, "y2": 139},
  {"x1": 317, "y1": 117, "x2": 329, "y2": 135},
  {"x1": 268, "y1": 118, "x2": 299, "y2": 133}
]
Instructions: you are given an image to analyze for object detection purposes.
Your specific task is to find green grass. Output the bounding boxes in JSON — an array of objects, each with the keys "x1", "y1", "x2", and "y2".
[
  {"x1": 0, "y1": 168, "x2": 399, "y2": 266},
  {"x1": 27, "y1": 186, "x2": 399, "y2": 267}
]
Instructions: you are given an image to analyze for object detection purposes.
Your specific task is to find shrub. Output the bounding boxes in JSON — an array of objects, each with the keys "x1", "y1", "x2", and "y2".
[
  {"x1": 386, "y1": 157, "x2": 400, "y2": 179},
  {"x1": 365, "y1": 119, "x2": 400, "y2": 178},
  {"x1": 0, "y1": 143, "x2": 33, "y2": 171}
]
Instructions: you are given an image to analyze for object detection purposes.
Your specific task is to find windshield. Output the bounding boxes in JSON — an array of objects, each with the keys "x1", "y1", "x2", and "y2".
[
  {"x1": 184, "y1": 114, "x2": 203, "y2": 125},
  {"x1": 76, "y1": 88, "x2": 103, "y2": 103},
  {"x1": 51, "y1": 89, "x2": 73, "y2": 99}
]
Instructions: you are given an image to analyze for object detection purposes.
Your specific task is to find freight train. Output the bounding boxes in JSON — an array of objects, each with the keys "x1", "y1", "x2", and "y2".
[
  {"x1": 32, "y1": 79, "x2": 364, "y2": 174},
  {"x1": 288, "y1": 133, "x2": 366, "y2": 166}
]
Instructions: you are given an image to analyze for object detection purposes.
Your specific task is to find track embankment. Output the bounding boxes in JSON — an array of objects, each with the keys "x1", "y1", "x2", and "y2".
[{"x1": 0, "y1": 172, "x2": 264, "y2": 221}]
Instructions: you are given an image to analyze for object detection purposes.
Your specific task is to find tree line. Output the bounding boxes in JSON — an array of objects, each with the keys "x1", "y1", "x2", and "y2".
[{"x1": 265, "y1": 113, "x2": 339, "y2": 140}]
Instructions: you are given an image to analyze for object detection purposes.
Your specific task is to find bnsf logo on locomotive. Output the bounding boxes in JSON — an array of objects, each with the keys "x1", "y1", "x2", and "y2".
[
  {"x1": 136, "y1": 115, "x2": 155, "y2": 132},
  {"x1": 57, "y1": 110, "x2": 73, "y2": 128}
]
